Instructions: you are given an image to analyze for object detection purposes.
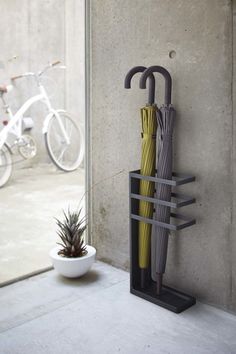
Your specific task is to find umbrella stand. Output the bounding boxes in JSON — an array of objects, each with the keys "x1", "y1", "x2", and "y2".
[
  {"x1": 126, "y1": 65, "x2": 197, "y2": 313},
  {"x1": 129, "y1": 170, "x2": 196, "y2": 312}
]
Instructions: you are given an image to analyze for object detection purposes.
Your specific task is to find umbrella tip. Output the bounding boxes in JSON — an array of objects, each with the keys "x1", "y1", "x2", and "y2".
[{"x1": 156, "y1": 273, "x2": 163, "y2": 295}]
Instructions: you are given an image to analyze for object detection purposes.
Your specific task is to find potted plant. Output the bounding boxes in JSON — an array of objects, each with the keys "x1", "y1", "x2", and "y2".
[{"x1": 50, "y1": 208, "x2": 96, "y2": 278}]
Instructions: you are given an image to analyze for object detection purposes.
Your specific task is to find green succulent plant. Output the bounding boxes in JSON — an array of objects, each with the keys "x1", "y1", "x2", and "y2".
[{"x1": 55, "y1": 208, "x2": 87, "y2": 258}]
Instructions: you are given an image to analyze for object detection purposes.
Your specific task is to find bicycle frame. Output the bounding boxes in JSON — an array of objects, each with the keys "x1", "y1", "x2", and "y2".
[{"x1": 0, "y1": 81, "x2": 69, "y2": 150}]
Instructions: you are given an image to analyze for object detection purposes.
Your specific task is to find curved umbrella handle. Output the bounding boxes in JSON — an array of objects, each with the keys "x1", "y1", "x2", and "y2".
[
  {"x1": 139, "y1": 66, "x2": 172, "y2": 105},
  {"x1": 124, "y1": 66, "x2": 155, "y2": 105}
]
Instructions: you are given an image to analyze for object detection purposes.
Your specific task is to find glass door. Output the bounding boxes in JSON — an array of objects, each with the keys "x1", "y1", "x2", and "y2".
[{"x1": 0, "y1": 0, "x2": 86, "y2": 285}]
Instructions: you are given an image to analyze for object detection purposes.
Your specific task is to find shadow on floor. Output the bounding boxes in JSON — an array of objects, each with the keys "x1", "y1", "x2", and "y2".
[{"x1": 56, "y1": 269, "x2": 101, "y2": 287}]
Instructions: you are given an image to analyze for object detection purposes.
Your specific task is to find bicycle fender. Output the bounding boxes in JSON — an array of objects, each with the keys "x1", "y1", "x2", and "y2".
[
  {"x1": 42, "y1": 110, "x2": 66, "y2": 134},
  {"x1": 5, "y1": 142, "x2": 13, "y2": 154},
  {"x1": 42, "y1": 112, "x2": 54, "y2": 134}
]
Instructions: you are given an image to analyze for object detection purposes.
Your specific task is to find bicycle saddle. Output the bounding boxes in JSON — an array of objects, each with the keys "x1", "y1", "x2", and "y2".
[
  {"x1": 0, "y1": 85, "x2": 13, "y2": 94},
  {"x1": 0, "y1": 85, "x2": 7, "y2": 93}
]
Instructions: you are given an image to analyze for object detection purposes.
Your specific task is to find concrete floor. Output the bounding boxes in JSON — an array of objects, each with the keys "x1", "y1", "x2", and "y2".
[
  {"x1": 0, "y1": 164, "x2": 84, "y2": 285},
  {"x1": 0, "y1": 262, "x2": 236, "y2": 354}
]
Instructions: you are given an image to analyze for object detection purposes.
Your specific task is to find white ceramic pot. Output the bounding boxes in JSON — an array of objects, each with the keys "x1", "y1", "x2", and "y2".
[{"x1": 50, "y1": 245, "x2": 96, "y2": 278}]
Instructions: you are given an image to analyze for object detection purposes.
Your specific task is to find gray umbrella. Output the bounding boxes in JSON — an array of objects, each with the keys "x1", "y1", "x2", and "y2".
[
  {"x1": 152, "y1": 105, "x2": 175, "y2": 293},
  {"x1": 140, "y1": 66, "x2": 174, "y2": 294}
]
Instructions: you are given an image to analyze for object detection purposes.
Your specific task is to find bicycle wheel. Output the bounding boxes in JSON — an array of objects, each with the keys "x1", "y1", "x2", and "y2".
[
  {"x1": 0, "y1": 144, "x2": 13, "y2": 187},
  {"x1": 44, "y1": 112, "x2": 84, "y2": 172}
]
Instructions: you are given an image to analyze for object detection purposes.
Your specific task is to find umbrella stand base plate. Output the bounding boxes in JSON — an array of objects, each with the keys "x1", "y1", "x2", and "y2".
[{"x1": 131, "y1": 282, "x2": 196, "y2": 313}]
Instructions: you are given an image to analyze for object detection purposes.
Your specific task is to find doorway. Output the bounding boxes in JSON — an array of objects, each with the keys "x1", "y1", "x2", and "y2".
[{"x1": 0, "y1": 0, "x2": 86, "y2": 285}]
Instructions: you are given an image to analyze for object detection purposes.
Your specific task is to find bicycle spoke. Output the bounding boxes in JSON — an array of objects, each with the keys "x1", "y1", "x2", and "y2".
[
  {"x1": 57, "y1": 146, "x2": 67, "y2": 163},
  {"x1": 67, "y1": 123, "x2": 73, "y2": 140},
  {"x1": 54, "y1": 131, "x2": 63, "y2": 144}
]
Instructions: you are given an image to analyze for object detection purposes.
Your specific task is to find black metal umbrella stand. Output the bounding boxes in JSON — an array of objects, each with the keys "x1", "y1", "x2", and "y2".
[{"x1": 125, "y1": 65, "x2": 197, "y2": 313}]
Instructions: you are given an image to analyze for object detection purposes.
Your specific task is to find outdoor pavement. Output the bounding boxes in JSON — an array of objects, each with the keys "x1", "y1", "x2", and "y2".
[
  {"x1": 0, "y1": 163, "x2": 85, "y2": 285},
  {"x1": 0, "y1": 262, "x2": 236, "y2": 354}
]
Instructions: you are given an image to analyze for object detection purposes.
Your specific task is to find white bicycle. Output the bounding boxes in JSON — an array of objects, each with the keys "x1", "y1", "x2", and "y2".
[{"x1": 0, "y1": 60, "x2": 84, "y2": 187}]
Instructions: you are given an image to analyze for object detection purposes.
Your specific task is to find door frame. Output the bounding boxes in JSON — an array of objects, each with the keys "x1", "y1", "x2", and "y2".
[{"x1": 85, "y1": 0, "x2": 92, "y2": 245}]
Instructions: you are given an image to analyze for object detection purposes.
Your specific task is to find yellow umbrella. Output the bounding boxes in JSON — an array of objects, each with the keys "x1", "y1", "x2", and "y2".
[
  {"x1": 138, "y1": 105, "x2": 157, "y2": 285},
  {"x1": 124, "y1": 66, "x2": 156, "y2": 288}
]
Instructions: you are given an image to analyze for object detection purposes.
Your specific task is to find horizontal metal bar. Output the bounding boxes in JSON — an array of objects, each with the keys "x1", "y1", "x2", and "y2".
[
  {"x1": 171, "y1": 193, "x2": 196, "y2": 207},
  {"x1": 129, "y1": 170, "x2": 195, "y2": 186},
  {"x1": 130, "y1": 192, "x2": 195, "y2": 208},
  {"x1": 171, "y1": 193, "x2": 196, "y2": 208},
  {"x1": 172, "y1": 172, "x2": 196, "y2": 186},
  {"x1": 130, "y1": 171, "x2": 175, "y2": 186},
  {"x1": 171, "y1": 212, "x2": 196, "y2": 230},
  {"x1": 130, "y1": 213, "x2": 196, "y2": 231},
  {"x1": 131, "y1": 193, "x2": 176, "y2": 207}
]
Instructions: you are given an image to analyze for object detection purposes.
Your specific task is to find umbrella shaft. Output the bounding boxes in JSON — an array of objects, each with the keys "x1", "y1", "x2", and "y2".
[{"x1": 155, "y1": 229, "x2": 169, "y2": 273}]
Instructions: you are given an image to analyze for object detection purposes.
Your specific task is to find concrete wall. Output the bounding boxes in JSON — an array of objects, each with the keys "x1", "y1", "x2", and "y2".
[
  {"x1": 90, "y1": 0, "x2": 236, "y2": 312},
  {"x1": 0, "y1": 0, "x2": 85, "y2": 163}
]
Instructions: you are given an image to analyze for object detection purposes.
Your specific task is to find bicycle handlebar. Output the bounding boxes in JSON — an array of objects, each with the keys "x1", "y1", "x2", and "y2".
[
  {"x1": 11, "y1": 74, "x2": 23, "y2": 81},
  {"x1": 11, "y1": 72, "x2": 35, "y2": 81},
  {"x1": 11, "y1": 61, "x2": 64, "y2": 82},
  {"x1": 38, "y1": 60, "x2": 63, "y2": 76},
  {"x1": 52, "y1": 60, "x2": 61, "y2": 66}
]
